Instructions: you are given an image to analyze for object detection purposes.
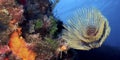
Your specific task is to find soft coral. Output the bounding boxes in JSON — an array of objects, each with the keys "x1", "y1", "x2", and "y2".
[{"x1": 8, "y1": 27, "x2": 36, "y2": 60}]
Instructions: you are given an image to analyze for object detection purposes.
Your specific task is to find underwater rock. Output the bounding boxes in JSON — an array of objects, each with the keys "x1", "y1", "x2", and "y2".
[
  {"x1": 29, "y1": 20, "x2": 35, "y2": 33},
  {"x1": 0, "y1": 0, "x2": 15, "y2": 6},
  {"x1": 0, "y1": 0, "x2": 24, "y2": 45},
  {"x1": 24, "y1": 0, "x2": 53, "y2": 20},
  {"x1": 62, "y1": 8, "x2": 110, "y2": 50},
  {"x1": 0, "y1": 9, "x2": 11, "y2": 32},
  {"x1": 25, "y1": 33, "x2": 41, "y2": 43}
]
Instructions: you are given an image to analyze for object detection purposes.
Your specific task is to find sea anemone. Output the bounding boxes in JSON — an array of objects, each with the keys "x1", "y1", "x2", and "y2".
[{"x1": 62, "y1": 7, "x2": 110, "y2": 50}]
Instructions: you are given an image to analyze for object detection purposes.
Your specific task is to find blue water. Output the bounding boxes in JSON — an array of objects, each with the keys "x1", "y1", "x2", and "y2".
[{"x1": 53, "y1": 0, "x2": 120, "y2": 48}]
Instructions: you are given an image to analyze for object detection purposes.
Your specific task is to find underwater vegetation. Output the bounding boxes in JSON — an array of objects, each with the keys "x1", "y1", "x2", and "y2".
[
  {"x1": 0, "y1": 0, "x2": 111, "y2": 60},
  {"x1": 0, "y1": 0, "x2": 59, "y2": 60}
]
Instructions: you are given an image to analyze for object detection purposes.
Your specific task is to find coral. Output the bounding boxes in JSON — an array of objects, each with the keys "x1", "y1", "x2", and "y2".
[
  {"x1": 23, "y1": 29, "x2": 59, "y2": 59},
  {"x1": 0, "y1": 0, "x2": 15, "y2": 6},
  {"x1": 0, "y1": 0, "x2": 67, "y2": 60},
  {"x1": 25, "y1": 33, "x2": 41, "y2": 43},
  {"x1": 22, "y1": 16, "x2": 59, "y2": 59},
  {"x1": 24, "y1": 0, "x2": 53, "y2": 20},
  {"x1": 28, "y1": 20, "x2": 35, "y2": 33},
  {"x1": 8, "y1": 27, "x2": 36, "y2": 60},
  {"x1": 33, "y1": 15, "x2": 58, "y2": 39},
  {"x1": 33, "y1": 38, "x2": 58, "y2": 60},
  {"x1": 0, "y1": 0, "x2": 24, "y2": 45}
]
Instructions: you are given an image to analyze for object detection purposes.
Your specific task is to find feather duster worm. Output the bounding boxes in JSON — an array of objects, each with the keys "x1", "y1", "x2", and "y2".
[
  {"x1": 8, "y1": 27, "x2": 36, "y2": 60},
  {"x1": 62, "y1": 8, "x2": 110, "y2": 50}
]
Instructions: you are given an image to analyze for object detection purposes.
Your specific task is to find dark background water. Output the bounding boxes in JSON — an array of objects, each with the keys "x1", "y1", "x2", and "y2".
[{"x1": 53, "y1": 0, "x2": 120, "y2": 60}]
